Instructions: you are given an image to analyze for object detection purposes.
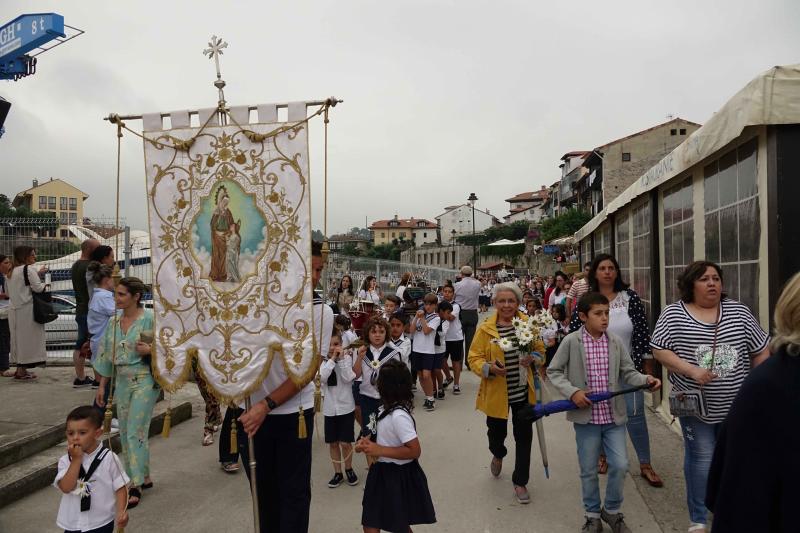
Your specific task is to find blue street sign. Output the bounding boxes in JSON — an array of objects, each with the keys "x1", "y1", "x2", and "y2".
[{"x1": 0, "y1": 13, "x2": 65, "y2": 80}]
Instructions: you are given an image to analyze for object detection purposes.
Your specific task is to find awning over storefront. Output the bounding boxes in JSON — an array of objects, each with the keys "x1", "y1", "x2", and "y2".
[
  {"x1": 487, "y1": 238, "x2": 525, "y2": 246},
  {"x1": 575, "y1": 63, "x2": 800, "y2": 241}
]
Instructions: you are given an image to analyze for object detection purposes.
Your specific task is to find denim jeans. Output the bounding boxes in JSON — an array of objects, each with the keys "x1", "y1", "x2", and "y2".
[
  {"x1": 622, "y1": 378, "x2": 651, "y2": 464},
  {"x1": 574, "y1": 422, "x2": 628, "y2": 516},
  {"x1": 679, "y1": 416, "x2": 721, "y2": 526}
]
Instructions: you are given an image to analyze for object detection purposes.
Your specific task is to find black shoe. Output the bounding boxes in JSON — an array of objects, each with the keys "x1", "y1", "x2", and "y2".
[
  {"x1": 73, "y1": 377, "x2": 91, "y2": 388},
  {"x1": 453, "y1": 385, "x2": 461, "y2": 395},
  {"x1": 436, "y1": 389, "x2": 445, "y2": 400},
  {"x1": 442, "y1": 377, "x2": 453, "y2": 389},
  {"x1": 411, "y1": 383, "x2": 418, "y2": 392},
  {"x1": 345, "y1": 469, "x2": 359, "y2": 486},
  {"x1": 90, "y1": 379, "x2": 100, "y2": 389},
  {"x1": 327, "y1": 473, "x2": 344, "y2": 488},
  {"x1": 423, "y1": 399, "x2": 435, "y2": 411}
]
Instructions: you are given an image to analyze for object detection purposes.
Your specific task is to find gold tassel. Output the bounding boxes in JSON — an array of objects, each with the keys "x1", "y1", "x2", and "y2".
[
  {"x1": 230, "y1": 417, "x2": 238, "y2": 454},
  {"x1": 103, "y1": 402, "x2": 113, "y2": 434},
  {"x1": 161, "y1": 408, "x2": 172, "y2": 438},
  {"x1": 297, "y1": 406, "x2": 307, "y2": 439},
  {"x1": 313, "y1": 375, "x2": 322, "y2": 414}
]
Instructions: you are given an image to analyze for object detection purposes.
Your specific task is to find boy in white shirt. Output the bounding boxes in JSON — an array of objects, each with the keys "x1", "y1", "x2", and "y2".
[
  {"x1": 335, "y1": 314, "x2": 358, "y2": 349},
  {"x1": 441, "y1": 284, "x2": 465, "y2": 395},
  {"x1": 411, "y1": 294, "x2": 441, "y2": 411},
  {"x1": 383, "y1": 295, "x2": 401, "y2": 322},
  {"x1": 320, "y1": 331, "x2": 359, "y2": 488},
  {"x1": 433, "y1": 301, "x2": 451, "y2": 400},
  {"x1": 388, "y1": 312, "x2": 411, "y2": 371},
  {"x1": 55, "y1": 406, "x2": 129, "y2": 533}
]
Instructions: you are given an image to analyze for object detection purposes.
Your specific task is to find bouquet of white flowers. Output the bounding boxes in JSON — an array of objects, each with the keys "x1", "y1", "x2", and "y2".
[{"x1": 494, "y1": 314, "x2": 551, "y2": 355}]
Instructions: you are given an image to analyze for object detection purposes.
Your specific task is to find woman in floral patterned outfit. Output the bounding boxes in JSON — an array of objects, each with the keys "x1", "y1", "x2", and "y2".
[{"x1": 94, "y1": 277, "x2": 160, "y2": 509}]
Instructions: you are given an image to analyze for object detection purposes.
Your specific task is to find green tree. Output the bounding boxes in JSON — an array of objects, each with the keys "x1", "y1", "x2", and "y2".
[
  {"x1": 365, "y1": 243, "x2": 400, "y2": 261},
  {"x1": 311, "y1": 229, "x2": 326, "y2": 241},
  {"x1": 348, "y1": 227, "x2": 371, "y2": 239},
  {"x1": 340, "y1": 242, "x2": 361, "y2": 257},
  {"x1": 538, "y1": 208, "x2": 592, "y2": 242}
]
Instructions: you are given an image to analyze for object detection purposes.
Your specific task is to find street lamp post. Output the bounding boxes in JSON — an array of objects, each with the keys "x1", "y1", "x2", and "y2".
[{"x1": 468, "y1": 192, "x2": 478, "y2": 269}]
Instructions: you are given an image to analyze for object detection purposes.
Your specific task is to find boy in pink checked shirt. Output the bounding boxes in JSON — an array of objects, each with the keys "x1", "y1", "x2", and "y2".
[{"x1": 547, "y1": 293, "x2": 660, "y2": 533}]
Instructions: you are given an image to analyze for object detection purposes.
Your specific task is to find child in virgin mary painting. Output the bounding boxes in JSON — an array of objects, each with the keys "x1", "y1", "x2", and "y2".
[{"x1": 225, "y1": 222, "x2": 242, "y2": 283}]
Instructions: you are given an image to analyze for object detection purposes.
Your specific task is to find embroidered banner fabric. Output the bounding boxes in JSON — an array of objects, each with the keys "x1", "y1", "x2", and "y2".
[{"x1": 142, "y1": 109, "x2": 316, "y2": 402}]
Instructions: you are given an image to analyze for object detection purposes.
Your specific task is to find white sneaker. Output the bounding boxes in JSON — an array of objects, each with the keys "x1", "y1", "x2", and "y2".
[{"x1": 111, "y1": 418, "x2": 120, "y2": 429}]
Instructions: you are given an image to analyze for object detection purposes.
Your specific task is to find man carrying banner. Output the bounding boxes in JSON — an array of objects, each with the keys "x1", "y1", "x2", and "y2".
[{"x1": 237, "y1": 241, "x2": 332, "y2": 533}]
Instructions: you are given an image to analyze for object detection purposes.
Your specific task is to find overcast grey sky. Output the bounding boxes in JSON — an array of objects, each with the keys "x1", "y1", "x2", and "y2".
[{"x1": 1, "y1": 1, "x2": 798, "y2": 235}]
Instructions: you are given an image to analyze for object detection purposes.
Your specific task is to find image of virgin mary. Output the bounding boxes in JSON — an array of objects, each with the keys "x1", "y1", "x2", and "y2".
[{"x1": 210, "y1": 186, "x2": 235, "y2": 281}]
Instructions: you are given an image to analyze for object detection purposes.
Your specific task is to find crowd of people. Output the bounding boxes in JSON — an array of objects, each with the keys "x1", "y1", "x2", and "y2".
[{"x1": 1, "y1": 236, "x2": 796, "y2": 532}]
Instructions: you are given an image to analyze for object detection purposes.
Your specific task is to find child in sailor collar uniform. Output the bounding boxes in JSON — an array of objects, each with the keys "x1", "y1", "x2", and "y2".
[
  {"x1": 55, "y1": 406, "x2": 129, "y2": 533},
  {"x1": 354, "y1": 316, "x2": 403, "y2": 438},
  {"x1": 320, "y1": 331, "x2": 359, "y2": 488},
  {"x1": 388, "y1": 312, "x2": 411, "y2": 371}
]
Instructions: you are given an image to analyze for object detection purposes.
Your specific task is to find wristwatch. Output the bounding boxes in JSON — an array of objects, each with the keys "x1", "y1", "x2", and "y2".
[{"x1": 264, "y1": 396, "x2": 277, "y2": 410}]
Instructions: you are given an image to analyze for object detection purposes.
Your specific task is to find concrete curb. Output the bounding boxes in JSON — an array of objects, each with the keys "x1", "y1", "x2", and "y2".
[{"x1": 0, "y1": 401, "x2": 192, "y2": 509}]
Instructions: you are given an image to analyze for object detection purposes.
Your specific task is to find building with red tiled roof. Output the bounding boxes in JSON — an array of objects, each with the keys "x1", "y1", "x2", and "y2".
[{"x1": 369, "y1": 215, "x2": 439, "y2": 246}]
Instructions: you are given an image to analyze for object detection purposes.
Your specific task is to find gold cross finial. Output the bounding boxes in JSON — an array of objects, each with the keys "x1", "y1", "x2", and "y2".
[
  {"x1": 203, "y1": 35, "x2": 229, "y2": 113},
  {"x1": 204, "y1": 35, "x2": 228, "y2": 80}
]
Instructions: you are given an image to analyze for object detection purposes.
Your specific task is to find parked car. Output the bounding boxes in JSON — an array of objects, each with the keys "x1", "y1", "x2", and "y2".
[{"x1": 46, "y1": 295, "x2": 79, "y2": 347}]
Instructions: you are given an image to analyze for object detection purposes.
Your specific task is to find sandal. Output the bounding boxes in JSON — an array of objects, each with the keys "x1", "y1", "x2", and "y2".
[
  {"x1": 202, "y1": 431, "x2": 214, "y2": 446},
  {"x1": 597, "y1": 454, "x2": 608, "y2": 474},
  {"x1": 142, "y1": 481, "x2": 154, "y2": 490},
  {"x1": 222, "y1": 461, "x2": 240, "y2": 473},
  {"x1": 1, "y1": 370, "x2": 15, "y2": 377},
  {"x1": 640, "y1": 463, "x2": 664, "y2": 487},
  {"x1": 128, "y1": 487, "x2": 142, "y2": 509},
  {"x1": 14, "y1": 373, "x2": 37, "y2": 381}
]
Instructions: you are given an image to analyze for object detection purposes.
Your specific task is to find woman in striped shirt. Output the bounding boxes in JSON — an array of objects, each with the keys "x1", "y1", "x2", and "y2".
[{"x1": 652, "y1": 261, "x2": 769, "y2": 533}]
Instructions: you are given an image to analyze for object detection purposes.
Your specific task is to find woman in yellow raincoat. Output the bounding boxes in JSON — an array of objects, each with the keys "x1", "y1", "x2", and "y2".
[{"x1": 468, "y1": 282, "x2": 545, "y2": 505}]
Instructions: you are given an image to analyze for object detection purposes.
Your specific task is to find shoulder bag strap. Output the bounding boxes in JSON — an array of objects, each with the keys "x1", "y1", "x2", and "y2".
[{"x1": 22, "y1": 265, "x2": 30, "y2": 287}]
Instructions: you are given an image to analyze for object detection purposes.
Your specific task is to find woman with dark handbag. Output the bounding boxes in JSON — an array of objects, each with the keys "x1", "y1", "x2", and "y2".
[
  {"x1": 652, "y1": 261, "x2": 770, "y2": 533},
  {"x1": 6, "y1": 246, "x2": 49, "y2": 381}
]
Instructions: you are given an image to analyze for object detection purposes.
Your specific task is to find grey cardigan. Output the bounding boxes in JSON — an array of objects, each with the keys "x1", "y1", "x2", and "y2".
[{"x1": 547, "y1": 328, "x2": 648, "y2": 425}]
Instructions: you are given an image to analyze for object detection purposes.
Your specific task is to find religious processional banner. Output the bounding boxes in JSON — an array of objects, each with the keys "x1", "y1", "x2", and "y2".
[{"x1": 141, "y1": 104, "x2": 317, "y2": 402}]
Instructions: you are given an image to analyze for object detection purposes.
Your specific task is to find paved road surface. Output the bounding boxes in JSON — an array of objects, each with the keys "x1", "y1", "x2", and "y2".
[{"x1": 0, "y1": 367, "x2": 674, "y2": 533}]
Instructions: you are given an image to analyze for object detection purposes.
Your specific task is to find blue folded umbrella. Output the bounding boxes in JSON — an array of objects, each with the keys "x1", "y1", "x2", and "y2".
[{"x1": 523, "y1": 383, "x2": 654, "y2": 422}]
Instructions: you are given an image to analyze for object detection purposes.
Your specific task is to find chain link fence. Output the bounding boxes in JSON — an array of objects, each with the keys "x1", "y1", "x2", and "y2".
[
  {"x1": 0, "y1": 218, "x2": 152, "y2": 359},
  {"x1": 326, "y1": 254, "x2": 459, "y2": 300}
]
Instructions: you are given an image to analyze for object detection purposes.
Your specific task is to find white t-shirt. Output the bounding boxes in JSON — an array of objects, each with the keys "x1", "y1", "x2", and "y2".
[
  {"x1": 376, "y1": 408, "x2": 418, "y2": 465},
  {"x1": 396, "y1": 285, "x2": 406, "y2": 302},
  {"x1": 412, "y1": 313, "x2": 441, "y2": 354},
  {"x1": 607, "y1": 292, "x2": 634, "y2": 352},
  {"x1": 54, "y1": 446, "x2": 129, "y2": 531},
  {"x1": 444, "y1": 302, "x2": 463, "y2": 341},
  {"x1": 358, "y1": 289, "x2": 381, "y2": 305},
  {"x1": 341, "y1": 329, "x2": 358, "y2": 349},
  {"x1": 245, "y1": 300, "x2": 333, "y2": 414}
]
